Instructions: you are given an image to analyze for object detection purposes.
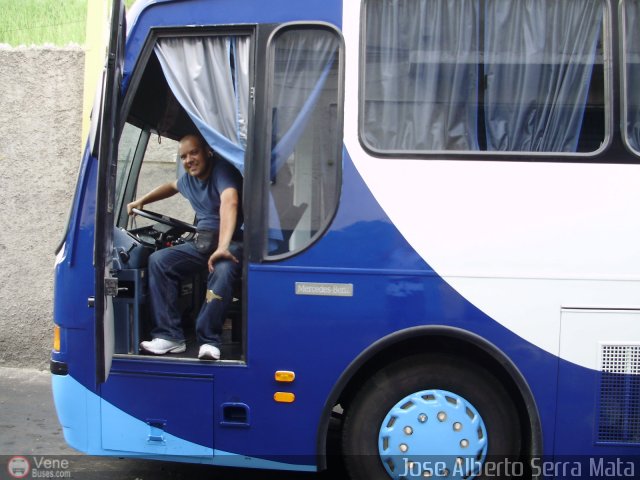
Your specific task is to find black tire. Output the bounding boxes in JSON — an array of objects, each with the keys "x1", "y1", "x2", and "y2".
[{"x1": 342, "y1": 353, "x2": 522, "y2": 479}]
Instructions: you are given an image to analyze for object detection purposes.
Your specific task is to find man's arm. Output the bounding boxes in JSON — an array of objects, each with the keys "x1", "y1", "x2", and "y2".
[
  {"x1": 208, "y1": 187, "x2": 239, "y2": 272},
  {"x1": 126, "y1": 180, "x2": 179, "y2": 215}
]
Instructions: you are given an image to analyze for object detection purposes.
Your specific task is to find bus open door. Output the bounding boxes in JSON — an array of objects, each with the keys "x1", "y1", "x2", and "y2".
[{"x1": 94, "y1": 0, "x2": 126, "y2": 384}]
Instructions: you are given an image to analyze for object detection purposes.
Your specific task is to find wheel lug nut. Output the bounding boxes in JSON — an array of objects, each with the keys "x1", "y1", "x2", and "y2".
[
  {"x1": 418, "y1": 413, "x2": 427, "y2": 423},
  {"x1": 404, "y1": 426, "x2": 413, "y2": 435},
  {"x1": 399, "y1": 443, "x2": 409, "y2": 453},
  {"x1": 437, "y1": 411, "x2": 447, "y2": 422},
  {"x1": 453, "y1": 422, "x2": 462, "y2": 431},
  {"x1": 460, "y1": 439, "x2": 469, "y2": 448}
]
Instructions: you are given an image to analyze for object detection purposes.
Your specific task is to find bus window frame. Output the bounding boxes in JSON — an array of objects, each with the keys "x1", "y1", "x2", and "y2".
[
  {"x1": 261, "y1": 22, "x2": 345, "y2": 262},
  {"x1": 95, "y1": 0, "x2": 126, "y2": 383},
  {"x1": 114, "y1": 124, "x2": 150, "y2": 228},
  {"x1": 357, "y1": 0, "x2": 614, "y2": 162},
  {"x1": 619, "y1": 0, "x2": 640, "y2": 158}
]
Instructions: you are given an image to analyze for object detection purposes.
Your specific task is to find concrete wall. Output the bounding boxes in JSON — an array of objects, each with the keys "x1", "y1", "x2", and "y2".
[{"x1": 0, "y1": 46, "x2": 85, "y2": 370}]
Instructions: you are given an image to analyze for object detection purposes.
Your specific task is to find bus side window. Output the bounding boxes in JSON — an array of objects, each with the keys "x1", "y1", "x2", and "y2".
[
  {"x1": 624, "y1": 0, "x2": 640, "y2": 154},
  {"x1": 267, "y1": 27, "x2": 342, "y2": 257},
  {"x1": 362, "y1": 0, "x2": 606, "y2": 155}
]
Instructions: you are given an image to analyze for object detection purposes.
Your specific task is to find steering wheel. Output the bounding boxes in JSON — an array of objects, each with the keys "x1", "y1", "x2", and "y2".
[{"x1": 131, "y1": 208, "x2": 196, "y2": 233}]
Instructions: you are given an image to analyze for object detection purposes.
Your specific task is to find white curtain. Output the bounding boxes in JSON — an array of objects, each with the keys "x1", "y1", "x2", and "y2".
[
  {"x1": 268, "y1": 29, "x2": 340, "y2": 252},
  {"x1": 270, "y1": 30, "x2": 339, "y2": 177},
  {"x1": 154, "y1": 36, "x2": 250, "y2": 172},
  {"x1": 363, "y1": 0, "x2": 603, "y2": 153},
  {"x1": 363, "y1": 0, "x2": 480, "y2": 151},
  {"x1": 626, "y1": 0, "x2": 640, "y2": 151},
  {"x1": 484, "y1": 0, "x2": 603, "y2": 152}
]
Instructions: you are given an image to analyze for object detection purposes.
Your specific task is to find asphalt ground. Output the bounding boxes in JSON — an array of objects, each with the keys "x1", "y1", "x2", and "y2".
[{"x1": 0, "y1": 367, "x2": 346, "y2": 480}]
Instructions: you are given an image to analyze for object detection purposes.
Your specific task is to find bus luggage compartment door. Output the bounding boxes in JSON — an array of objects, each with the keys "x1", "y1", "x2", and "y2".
[{"x1": 100, "y1": 370, "x2": 214, "y2": 457}]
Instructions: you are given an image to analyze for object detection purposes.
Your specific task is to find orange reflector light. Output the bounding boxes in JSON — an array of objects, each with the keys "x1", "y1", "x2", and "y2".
[
  {"x1": 275, "y1": 371, "x2": 295, "y2": 383},
  {"x1": 53, "y1": 325, "x2": 61, "y2": 352},
  {"x1": 274, "y1": 392, "x2": 296, "y2": 403}
]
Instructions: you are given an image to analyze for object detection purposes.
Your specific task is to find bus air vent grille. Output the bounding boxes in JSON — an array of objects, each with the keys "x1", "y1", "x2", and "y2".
[{"x1": 597, "y1": 344, "x2": 640, "y2": 445}]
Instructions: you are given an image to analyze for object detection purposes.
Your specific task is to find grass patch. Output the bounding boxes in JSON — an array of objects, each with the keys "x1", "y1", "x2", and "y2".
[
  {"x1": 0, "y1": 0, "x2": 87, "y2": 46},
  {"x1": 0, "y1": 0, "x2": 138, "y2": 46}
]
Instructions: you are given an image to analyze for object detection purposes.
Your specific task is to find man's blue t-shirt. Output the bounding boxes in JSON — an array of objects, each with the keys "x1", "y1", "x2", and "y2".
[{"x1": 177, "y1": 159, "x2": 243, "y2": 236}]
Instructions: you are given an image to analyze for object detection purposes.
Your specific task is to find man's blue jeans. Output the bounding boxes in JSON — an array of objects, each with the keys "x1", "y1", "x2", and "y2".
[{"x1": 147, "y1": 240, "x2": 242, "y2": 347}]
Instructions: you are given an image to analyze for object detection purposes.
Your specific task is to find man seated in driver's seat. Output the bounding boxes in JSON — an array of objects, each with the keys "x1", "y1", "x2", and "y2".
[{"x1": 127, "y1": 133, "x2": 243, "y2": 360}]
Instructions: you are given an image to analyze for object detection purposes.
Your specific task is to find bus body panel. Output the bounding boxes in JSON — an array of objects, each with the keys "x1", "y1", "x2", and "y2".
[
  {"x1": 342, "y1": 1, "x2": 640, "y2": 370},
  {"x1": 51, "y1": 0, "x2": 640, "y2": 473},
  {"x1": 53, "y1": 145, "x2": 100, "y2": 389},
  {"x1": 55, "y1": 146, "x2": 565, "y2": 464}
]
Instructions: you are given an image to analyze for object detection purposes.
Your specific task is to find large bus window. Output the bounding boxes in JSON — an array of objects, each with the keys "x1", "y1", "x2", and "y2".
[
  {"x1": 267, "y1": 27, "x2": 342, "y2": 256},
  {"x1": 362, "y1": 0, "x2": 607, "y2": 155},
  {"x1": 624, "y1": 0, "x2": 640, "y2": 153}
]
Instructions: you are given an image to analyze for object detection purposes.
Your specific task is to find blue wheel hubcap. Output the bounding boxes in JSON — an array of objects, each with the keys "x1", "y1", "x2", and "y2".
[{"x1": 378, "y1": 389, "x2": 488, "y2": 479}]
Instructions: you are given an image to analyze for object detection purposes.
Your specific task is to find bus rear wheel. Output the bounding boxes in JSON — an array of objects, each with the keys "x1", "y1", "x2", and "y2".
[{"x1": 341, "y1": 353, "x2": 522, "y2": 479}]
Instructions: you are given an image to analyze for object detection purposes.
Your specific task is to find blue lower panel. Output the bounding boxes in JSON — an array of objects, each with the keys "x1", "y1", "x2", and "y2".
[
  {"x1": 101, "y1": 369, "x2": 215, "y2": 449},
  {"x1": 52, "y1": 373, "x2": 315, "y2": 472},
  {"x1": 52, "y1": 373, "x2": 96, "y2": 454}
]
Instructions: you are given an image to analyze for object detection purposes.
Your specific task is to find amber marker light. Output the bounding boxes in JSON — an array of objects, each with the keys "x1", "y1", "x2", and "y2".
[
  {"x1": 275, "y1": 371, "x2": 295, "y2": 383},
  {"x1": 274, "y1": 392, "x2": 296, "y2": 403},
  {"x1": 53, "y1": 325, "x2": 61, "y2": 352}
]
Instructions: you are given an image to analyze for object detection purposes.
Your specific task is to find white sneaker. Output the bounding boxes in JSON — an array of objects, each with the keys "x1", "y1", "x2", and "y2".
[
  {"x1": 198, "y1": 344, "x2": 221, "y2": 360},
  {"x1": 140, "y1": 338, "x2": 186, "y2": 354}
]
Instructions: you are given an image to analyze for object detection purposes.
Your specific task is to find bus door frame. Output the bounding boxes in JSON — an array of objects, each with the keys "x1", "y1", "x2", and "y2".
[{"x1": 95, "y1": 0, "x2": 126, "y2": 384}]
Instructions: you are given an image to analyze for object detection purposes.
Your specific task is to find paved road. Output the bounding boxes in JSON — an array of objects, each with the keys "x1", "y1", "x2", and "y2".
[{"x1": 0, "y1": 367, "x2": 346, "y2": 480}]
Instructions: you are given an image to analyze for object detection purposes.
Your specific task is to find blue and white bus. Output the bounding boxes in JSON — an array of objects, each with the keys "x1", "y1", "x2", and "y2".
[{"x1": 52, "y1": 0, "x2": 640, "y2": 478}]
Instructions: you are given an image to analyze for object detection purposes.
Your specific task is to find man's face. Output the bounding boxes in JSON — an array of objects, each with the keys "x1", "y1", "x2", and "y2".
[{"x1": 179, "y1": 135, "x2": 211, "y2": 180}]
